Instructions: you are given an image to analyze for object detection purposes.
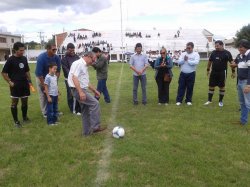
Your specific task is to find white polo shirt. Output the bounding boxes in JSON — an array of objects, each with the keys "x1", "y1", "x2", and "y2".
[{"x1": 68, "y1": 57, "x2": 89, "y2": 89}]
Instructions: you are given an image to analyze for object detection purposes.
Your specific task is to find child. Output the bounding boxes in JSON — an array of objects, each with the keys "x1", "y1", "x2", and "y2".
[{"x1": 44, "y1": 63, "x2": 59, "y2": 125}]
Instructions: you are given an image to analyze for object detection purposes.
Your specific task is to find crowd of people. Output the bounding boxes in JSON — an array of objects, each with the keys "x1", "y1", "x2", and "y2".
[{"x1": 1, "y1": 39, "x2": 250, "y2": 135}]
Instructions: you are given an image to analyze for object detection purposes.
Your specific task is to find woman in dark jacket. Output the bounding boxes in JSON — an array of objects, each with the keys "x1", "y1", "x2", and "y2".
[{"x1": 154, "y1": 47, "x2": 173, "y2": 105}]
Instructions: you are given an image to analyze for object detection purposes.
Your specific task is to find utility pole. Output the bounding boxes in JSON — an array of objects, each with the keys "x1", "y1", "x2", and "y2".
[{"x1": 38, "y1": 31, "x2": 45, "y2": 49}]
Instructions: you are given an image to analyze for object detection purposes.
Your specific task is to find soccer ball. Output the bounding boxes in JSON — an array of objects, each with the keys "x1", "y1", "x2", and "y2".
[{"x1": 112, "y1": 126, "x2": 125, "y2": 139}]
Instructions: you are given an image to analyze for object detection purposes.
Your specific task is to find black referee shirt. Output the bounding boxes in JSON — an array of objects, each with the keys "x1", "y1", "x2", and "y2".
[
  {"x1": 209, "y1": 50, "x2": 233, "y2": 72},
  {"x1": 2, "y1": 55, "x2": 30, "y2": 81}
]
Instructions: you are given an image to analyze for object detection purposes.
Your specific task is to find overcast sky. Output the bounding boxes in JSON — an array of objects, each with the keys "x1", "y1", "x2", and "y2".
[{"x1": 0, "y1": 0, "x2": 249, "y2": 42}]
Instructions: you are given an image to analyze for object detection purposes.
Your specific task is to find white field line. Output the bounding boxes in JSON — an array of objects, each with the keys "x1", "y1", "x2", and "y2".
[{"x1": 94, "y1": 63, "x2": 124, "y2": 187}]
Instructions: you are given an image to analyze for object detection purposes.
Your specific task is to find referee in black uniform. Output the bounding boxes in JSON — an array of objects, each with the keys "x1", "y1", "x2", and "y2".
[
  {"x1": 204, "y1": 40, "x2": 234, "y2": 107},
  {"x1": 1, "y1": 42, "x2": 33, "y2": 127}
]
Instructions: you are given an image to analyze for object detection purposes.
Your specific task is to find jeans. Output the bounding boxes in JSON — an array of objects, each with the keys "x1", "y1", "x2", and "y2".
[
  {"x1": 96, "y1": 79, "x2": 111, "y2": 103},
  {"x1": 133, "y1": 74, "x2": 147, "y2": 104},
  {"x1": 47, "y1": 95, "x2": 58, "y2": 124},
  {"x1": 176, "y1": 71, "x2": 196, "y2": 103},
  {"x1": 237, "y1": 79, "x2": 250, "y2": 125},
  {"x1": 65, "y1": 80, "x2": 81, "y2": 113}
]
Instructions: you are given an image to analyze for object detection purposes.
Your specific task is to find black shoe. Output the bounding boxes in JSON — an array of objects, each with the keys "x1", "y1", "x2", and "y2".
[
  {"x1": 142, "y1": 102, "x2": 147, "y2": 105},
  {"x1": 23, "y1": 117, "x2": 30, "y2": 123},
  {"x1": 133, "y1": 101, "x2": 139, "y2": 105},
  {"x1": 14, "y1": 121, "x2": 22, "y2": 128}
]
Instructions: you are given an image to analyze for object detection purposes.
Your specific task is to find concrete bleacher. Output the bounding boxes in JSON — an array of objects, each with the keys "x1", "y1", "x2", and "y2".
[{"x1": 59, "y1": 28, "x2": 213, "y2": 61}]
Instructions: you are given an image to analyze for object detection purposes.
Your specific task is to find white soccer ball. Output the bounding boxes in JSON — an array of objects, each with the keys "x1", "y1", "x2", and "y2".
[{"x1": 112, "y1": 126, "x2": 125, "y2": 139}]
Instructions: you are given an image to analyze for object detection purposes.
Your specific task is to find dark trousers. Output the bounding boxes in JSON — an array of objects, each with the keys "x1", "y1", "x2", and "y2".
[
  {"x1": 65, "y1": 80, "x2": 81, "y2": 113},
  {"x1": 176, "y1": 71, "x2": 196, "y2": 103},
  {"x1": 156, "y1": 76, "x2": 170, "y2": 103},
  {"x1": 96, "y1": 79, "x2": 111, "y2": 103},
  {"x1": 47, "y1": 96, "x2": 58, "y2": 124}
]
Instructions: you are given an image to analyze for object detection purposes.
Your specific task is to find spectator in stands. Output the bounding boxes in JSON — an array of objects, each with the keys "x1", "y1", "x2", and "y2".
[
  {"x1": 35, "y1": 43, "x2": 61, "y2": 117},
  {"x1": 4, "y1": 53, "x2": 9, "y2": 61},
  {"x1": 204, "y1": 40, "x2": 233, "y2": 107},
  {"x1": 154, "y1": 47, "x2": 173, "y2": 105},
  {"x1": 61, "y1": 43, "x2": 81, "y2": 115},
  {"x1": 92, "y1": 47, "x2": 111, "y2": 103},
  {"x1": 176, "y1": 42, "x2": 200, "y2": 106},
  {"x1": 129, "y1": 43, "x2": 149, "y2": 105}
]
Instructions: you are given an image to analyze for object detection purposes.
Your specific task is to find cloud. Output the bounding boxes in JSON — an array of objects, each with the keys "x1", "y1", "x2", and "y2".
[{"x1": 0, "y1": 0, "x2": 111, "y2": 14}]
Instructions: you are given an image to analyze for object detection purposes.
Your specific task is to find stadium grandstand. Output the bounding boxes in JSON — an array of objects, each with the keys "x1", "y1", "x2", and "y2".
[{"x1": 55, "y1": 28, "x2": 215, "y2": 62}]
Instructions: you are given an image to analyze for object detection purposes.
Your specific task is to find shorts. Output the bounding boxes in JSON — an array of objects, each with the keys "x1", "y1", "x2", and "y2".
[
  {"x1": 209, "y1": 71, "x2": 226, "y2": 87},
  {"x1": 10, "y1": 80, "x2": 30, "y2": 98}
]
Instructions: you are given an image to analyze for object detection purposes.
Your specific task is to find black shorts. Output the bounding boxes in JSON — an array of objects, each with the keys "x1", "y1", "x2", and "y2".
[
  {"x1": 10, "y1": 80, "x2": 30, "y2": 98},
  {"x1": 209, "y1": 71, "x2": 226, "y2": 87}
]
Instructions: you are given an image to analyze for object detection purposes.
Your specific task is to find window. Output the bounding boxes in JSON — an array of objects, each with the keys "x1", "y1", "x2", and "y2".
[
  {"x1": 11, "y1": 38, "x2": 14, "y2": 43},
  {"x1": 0, "y1": 37, "x2": 7, "y2": 43},
  {"x1": 111, "y1": 54, "x2": 117, "y2": 60}
]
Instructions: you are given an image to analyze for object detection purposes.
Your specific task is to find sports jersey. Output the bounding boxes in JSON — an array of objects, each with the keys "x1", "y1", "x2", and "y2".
[
  {"x1": 2, "y1": 55, "x2": 29, "y2": 81},
  {"x1": 209, "y1": 50, "x2": 232, "y2": 72}
]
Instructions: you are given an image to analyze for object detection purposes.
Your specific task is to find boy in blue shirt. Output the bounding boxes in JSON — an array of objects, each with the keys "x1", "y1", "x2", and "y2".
[{"x1": 44, "y1": 63, "x2": 59, "y2": 125}]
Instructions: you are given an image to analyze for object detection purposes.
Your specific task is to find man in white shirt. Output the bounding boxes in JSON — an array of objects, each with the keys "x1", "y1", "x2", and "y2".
[
  {"x1": 68, "y1": 52, "x2": 106, "y2": 136},
  {"x1": 176, "y1": 42, "x2": 200, "y2": 106}
]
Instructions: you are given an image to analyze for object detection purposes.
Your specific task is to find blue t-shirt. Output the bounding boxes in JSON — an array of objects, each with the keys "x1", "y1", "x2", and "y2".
[
  {"x1": 35, "y1": 52, "x2": 61, "y2": 78},
  {"x1": 44, "y1": 74, "x2": 58, "y2": 96}
]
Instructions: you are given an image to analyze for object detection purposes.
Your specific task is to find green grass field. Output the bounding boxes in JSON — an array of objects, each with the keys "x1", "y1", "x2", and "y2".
[{"x1": 0, "y1": 61, "x2": 250, "y2": 187}]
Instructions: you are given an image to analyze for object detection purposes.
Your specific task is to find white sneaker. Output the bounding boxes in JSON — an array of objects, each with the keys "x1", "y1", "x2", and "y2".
[
  {"x1": 219, "y1": 102, "x2": 223, "y2": 107},
  {"x1": 158, "y1": 103, "x2": 162, "y2": 105},
  {"x1": 204, "y1": 101, "x2": 212, "y2": 105},
  {"x1": 76, "y1": 112, "x2": 81, "y2": 116},
  {"x1": 176, "y1": 102, "x2": 181, "y2": 106},
  {"x1": 187, "y1": 102, "x2": 192, "y2": 106},
  {"x1": 165, "y1": 103, "x2": 168, "y2": 106}
]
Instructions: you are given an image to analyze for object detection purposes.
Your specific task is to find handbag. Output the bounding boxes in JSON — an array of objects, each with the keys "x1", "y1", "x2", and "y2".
[{"x1": 164, "y1": 73, "x2": 171, "y2": 82}]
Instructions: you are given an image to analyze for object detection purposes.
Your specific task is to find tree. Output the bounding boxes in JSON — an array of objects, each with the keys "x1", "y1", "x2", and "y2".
[{"x1": 234, "y1": 23, "x2": 250, "y2": 47}]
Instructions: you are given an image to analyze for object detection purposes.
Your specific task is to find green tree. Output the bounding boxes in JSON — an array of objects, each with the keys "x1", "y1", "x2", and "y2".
[{"x1": 234, "y1": 23, "x2": 250, "y2": 47}]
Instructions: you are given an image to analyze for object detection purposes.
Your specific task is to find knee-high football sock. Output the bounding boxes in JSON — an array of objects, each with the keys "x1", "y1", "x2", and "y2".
[
  {"x1": 11, "y1": 105, "x2": 18, "y2": 122},
  {"x1": 21, "y1": 105, "x2": 28, "y2": 119},
  {"x1": 208, "y1": 89, "x2": 214, "y2": 102},
  {"x1": 219, "y1": 90, "x2": 225, "y2": 102}
]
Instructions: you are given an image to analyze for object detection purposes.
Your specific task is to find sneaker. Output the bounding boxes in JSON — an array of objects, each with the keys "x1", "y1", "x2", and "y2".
[
  {"x1": 48, "y1": 123, "x2": 55, "y2": 126},
  {"x1": 165, "y1": 103, "x2": 168, "y2": 106},
  {"x1": 57, "y1": 111, "x2": 63, "y2": 116},
  {"x1": 76, "y1": 112, "x2": 81, "y2": 116},
  {"x1": 219, "y1": 102, "x2": 223, "y2": 107},
  {"x1": 142, "y1": 102, "x2": 147, "y2": 105},
  {"x1": 187, "y1": 102, "x2": 192, "y2": 106},
  {"x1": 176, "y1": 102, "x2": 181, "y2": 106},
  {"x1": 204, "y1": 101, "x2": 212, "y2": 105},
  {"x1": 133, "y1": 101, "x2": 138, "y2": 105},
  {"x1": 14, "y1": 121, "x2": 22, "y2": 128},
  {"x1": 158, "y1": 103, "x2": 162, "y2": 105},
  {"x1": 43, "y1": 114, "x2": 47, "y2": 118}
]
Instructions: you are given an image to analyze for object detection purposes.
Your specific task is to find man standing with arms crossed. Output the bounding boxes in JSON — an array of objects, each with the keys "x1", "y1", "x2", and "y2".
[
  {"x1": 129, "y1": 43, "x2": 149, "y2": 105},
  {"x1": 35, "y1": 43, "x2": 61, "y2": 118},
  {"x1": 204, "y1": 40, "x2": 233, "y2": 107}
]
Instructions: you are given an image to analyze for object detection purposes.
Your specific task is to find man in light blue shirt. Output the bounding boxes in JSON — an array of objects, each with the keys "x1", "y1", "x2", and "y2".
[
  {"x1": 129, "y1": 43, "x2": 149, "y2": 105},
  {"x1": 176, "y1": 42, "x2": 200, "y2": 106}
]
